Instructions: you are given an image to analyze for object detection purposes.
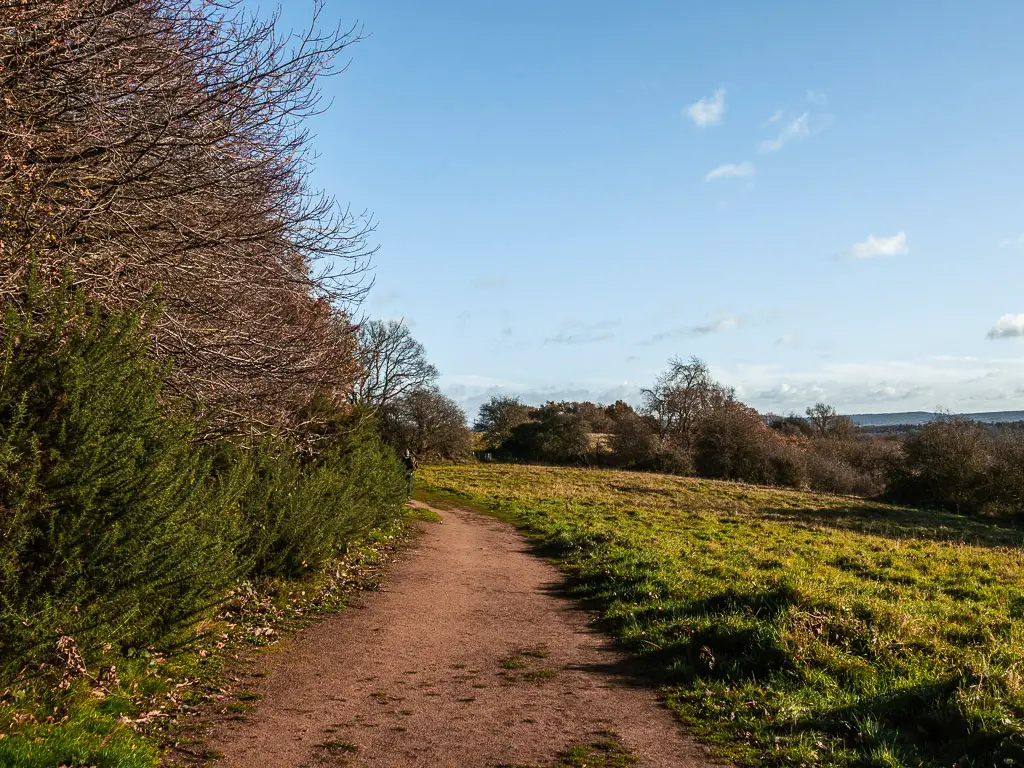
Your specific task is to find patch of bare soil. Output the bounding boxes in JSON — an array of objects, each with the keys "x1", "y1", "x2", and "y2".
[{"x1": 197, "y1": 503, "x2": 719, "y2": 767}]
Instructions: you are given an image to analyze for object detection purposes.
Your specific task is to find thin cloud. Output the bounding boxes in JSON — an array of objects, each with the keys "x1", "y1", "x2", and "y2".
[
  {"x1": 704, "y1": 162, "x2": 755, "y2": 182},
  {"x1": 987, "y1": 314, "x2": 1024, "y2": 340},
  {"x1": 544, "y1": 321, "x2": 617, "y2": 346},
  {"x1": 760, "y1": 113, "x2": 810, "y2": 152},
  {"x1": 692, "y1": 316, "x2": 741, "y2": 335},
  {"x1": 849, "y1": 232, "x2": 909, "y2": 259},
  {"x1": 545, "y1": 331, "x2": 613, "y2": 345},
  {"x1": 806, "y1": 89, "x2": 828, "y2": 105},
  {"x1": 643, "y1": 316, "x2": 742, "y2": 345},
  {"x1": 686, "y1": 89, "x2": 725, "y2": 127},
  {"x1": 763, "y1": 109, "x2": 785, "y2": 126},
  {"x1": 999, "y1": 234, "x2": 1024, "y2": 248}
]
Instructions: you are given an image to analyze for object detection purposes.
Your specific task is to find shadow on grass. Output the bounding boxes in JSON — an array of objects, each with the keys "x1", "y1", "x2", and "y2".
[
  {"x1": 756, "y1": 504, "x2": 1024, "y2": 548},
  {"x1": 810, "y1": 677, "x2": 1024, "y2": 767}
]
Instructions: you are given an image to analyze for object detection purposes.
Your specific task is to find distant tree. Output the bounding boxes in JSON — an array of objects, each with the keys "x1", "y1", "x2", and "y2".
[
  {"x1": 608, "y1": 410, "x2": 660, "y2": 469},
  {"x1": 604, "y1": 400, "x2": 639, "y2": 425},
  {"x1": 501, "y1": 404, "x2": 590, "y2": 465},
  {"x1": 474, "y1": 396, "x2": 534, "y2": 450},
  {"x1": 769, "y1": 413, "x2": 814, "y2": 438},
  {"x1": 642, "y1": 356, "x2": 734, "y2": 452},
  {"x1": 382, "y1": 388, "x2": 471, "y2": 461},
  {"x1": 805, "y1": 403, "x2": 857, "y2": 440},
  {"x1": 555, "y1": 401, "x2": 614, "y2": 433},
  {"x1": 354, "y1": 320, "x2": 438, "y2": 410},
  {"x1": 887, "y1": 417, "x2": 990, "y2": 513}
]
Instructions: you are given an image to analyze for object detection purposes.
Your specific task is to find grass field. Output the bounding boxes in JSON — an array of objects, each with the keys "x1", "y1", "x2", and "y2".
[{"x1": 417, "y1": 463, "x2": 1024, "y2": 768}]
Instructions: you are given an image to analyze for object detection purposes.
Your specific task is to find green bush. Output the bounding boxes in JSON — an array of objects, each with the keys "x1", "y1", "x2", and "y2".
[
  {"x1": 501, "y1": 404, "x2": 592, "y2": 465},
  {"x1": 0, "y1": 283, "x2": 243, "y2": 679},
  {"x1": 234, "y1": 420, "x2": 406, "y2": 579},
  {"x1": 887, "y1": 418, "x2": 990, "y2": 513},
  {"x1": 693, "y1": 404, "x2": 778, "y2": 485}
]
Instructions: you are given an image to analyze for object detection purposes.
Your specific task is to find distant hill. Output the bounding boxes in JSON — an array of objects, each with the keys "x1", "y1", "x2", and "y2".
[{"x1": 848, "y1": 411, "x2": 1024, "y2": 427}]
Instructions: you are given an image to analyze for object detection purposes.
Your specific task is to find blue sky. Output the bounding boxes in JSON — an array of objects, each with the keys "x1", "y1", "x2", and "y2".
[{"x1": 275, "y1": 1, "x2": 1024, "y2": 418}]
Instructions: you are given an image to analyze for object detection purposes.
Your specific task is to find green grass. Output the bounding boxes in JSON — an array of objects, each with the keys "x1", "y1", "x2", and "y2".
[
  {"x1": 499, "y1": 734, "x2": 639, "y2": 767},
  {"x1": 0, "y1": 509, "x2": 420, "y2": 767},
  {"x1": 0, "y1": 693, "x2": 160, "y2": 768},
  {"x1": 418, "y1": 463, "x2": 1024, "y2": 768}
]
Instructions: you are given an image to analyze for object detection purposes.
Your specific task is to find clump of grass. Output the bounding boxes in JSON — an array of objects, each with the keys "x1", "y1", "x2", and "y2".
[
  {"x1": 522, "y1": 669, "x2": 557, "y2": 681},
  {"x1": 420, "y1": 463, "x2": 1024, "y2": 768},
  {"x1": 0, "y1": 699, "x2": 160, "y2": 768},
  {"x1": 500, "y1": 734, "x2": 638, "y2": 768},
  {"x1": 319, "y1": 739, "x2": 359, "y2": 752}
]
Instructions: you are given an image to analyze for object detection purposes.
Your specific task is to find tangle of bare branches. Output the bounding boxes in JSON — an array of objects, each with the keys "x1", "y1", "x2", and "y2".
[{"x1": 0, "y1": 0, "x2": 372, "y2": 434}]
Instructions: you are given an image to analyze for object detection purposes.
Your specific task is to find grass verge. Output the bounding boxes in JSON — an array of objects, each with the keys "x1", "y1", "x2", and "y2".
[
  {"x1": 0, "y1": 508, "x2": 428, "y2": 767},
  {"x1": 418, "y1": 463, "x2": 1024, "y2": 768}
]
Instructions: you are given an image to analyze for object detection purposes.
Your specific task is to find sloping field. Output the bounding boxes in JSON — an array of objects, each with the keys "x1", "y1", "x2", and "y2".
[{"x1": 418, "y1": 464, "x2": 1024, "y2": 768}]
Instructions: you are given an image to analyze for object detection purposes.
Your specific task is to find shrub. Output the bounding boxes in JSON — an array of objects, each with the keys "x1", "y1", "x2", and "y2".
[
  {"x1": 607, "y1": 411, "x2": 661, "y2": 469},
  {"x1": 767, "y1": 441, "x2": 810, "y2": 490},
  {"x1": 0, "y1": 284, "x2": 242, "y2": 678},
  {"x1": 768, "y1": 414, "x2": 814, "y2": 438},
  {"x1": 501, "y1": 405, "x2": 591, "y2": 465},
  {"x1": 693, "y1": 404, "x2": 777, "y2": 484},
  {"x1": 234, "y1": 423, "x2": 406, "y2": 579},
  {"x1": 976, "y1": 430, "x2": 1024, "y2": 517},
  {"x1": 803, "y1": 447, "x2": 866, "y2": 495},
  {"x1": 887, "y1": 418, "x2": 990, "y2": 513}
]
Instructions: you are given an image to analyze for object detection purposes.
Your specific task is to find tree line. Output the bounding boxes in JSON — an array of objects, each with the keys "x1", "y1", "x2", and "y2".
[
  {"x1": 474, "y1": 356, "x2": 1024, "y2": 518},
  {"x1": 0, "y1": 0, "x2": 464, "y2": 700}
]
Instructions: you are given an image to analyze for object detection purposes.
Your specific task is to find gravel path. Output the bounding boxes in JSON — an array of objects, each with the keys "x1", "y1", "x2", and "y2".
[{"x1": 203, "y1": 502, "x2": 718, "y2": 767}]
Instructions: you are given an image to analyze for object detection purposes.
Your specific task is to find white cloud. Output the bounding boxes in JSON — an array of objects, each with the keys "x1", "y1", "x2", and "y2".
[
  {"x1": 849, "y1": 232, "x2": 909, "y2": 259},
  {"x1": 444, "y1": 355, "x2": 1024, "y2": 420},
  {"x1": 704, "y1": 162, "x2": 756, "y2": 182},
  {"x1": 806, "y1": 89, "x2": 828, "y2": 105},
  {"x1": 719, "y1": 356, "x2": 1024, "y2": 413},
  {"x1": 693, "y1": 316, "x2": 741, "y2": 335},
  {"x1": 643, "y1": 316, "x2": 743, "y2": 344},
  {"x1": 545, "y1": 319, "x2": 618, "y2": 346},
  {"x1": 763, "y1": 109, "x2": 785, "y2": 126},
  {"x1": 545, "y1": 330, "x2": 614, "y2": 345},
  {"x1": 987, "y1": 314, "x2": 1024, "y2": 340},
  {"x1": 686, "y1": 89, "x2": 726, "y2": 127},
  {"x1": 999, "y1": 234, "x2": 1024, "y2": 248},
  {"x1": 760, "y1": 112, "x2": 810, "y2": 152}
]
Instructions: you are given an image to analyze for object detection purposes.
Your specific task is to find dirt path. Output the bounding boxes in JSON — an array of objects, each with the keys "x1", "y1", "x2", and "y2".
[{"x1": 202, "y1": 503, "x2": 718, "y2": 767}]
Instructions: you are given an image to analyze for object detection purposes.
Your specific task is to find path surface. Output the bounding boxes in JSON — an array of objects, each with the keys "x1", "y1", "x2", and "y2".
[{"x1": 204, "y1": 503, "x2": 717, "y2": 767}]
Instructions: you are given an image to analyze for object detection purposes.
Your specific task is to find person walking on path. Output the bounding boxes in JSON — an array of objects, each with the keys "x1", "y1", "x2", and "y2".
[{"x1": 402, "y1": 448, "x2": 417, "y2": 494}]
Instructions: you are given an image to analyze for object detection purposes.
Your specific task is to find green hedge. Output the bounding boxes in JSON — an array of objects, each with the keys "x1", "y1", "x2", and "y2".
[
  {"x1": 0, "y1": 280, "x2": 406, "y2": 680},
  {"x1": 229, "y1": 425, "x2": 406, "y2": 579}
]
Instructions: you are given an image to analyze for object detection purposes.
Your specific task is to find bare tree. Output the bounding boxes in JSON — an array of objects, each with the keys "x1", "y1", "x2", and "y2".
[
  {"x1": 0, "y1": 0, "x2": 372, "y2": 434},
  {"x1": 805, "y1": 403, "x2": 856, "y2": 440},
  {"x1": 382, "y1": 388, "x2": 471, "y2": 461},
  {"x1": 474, "y1": 396, "x2": 533, "y2": 450},
  {"x1": 353, "y1": 320, "x2": 438, "y2": 411},
  {"x1": 641, "y1": 356, "x2": 734, "y2": 451}
]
